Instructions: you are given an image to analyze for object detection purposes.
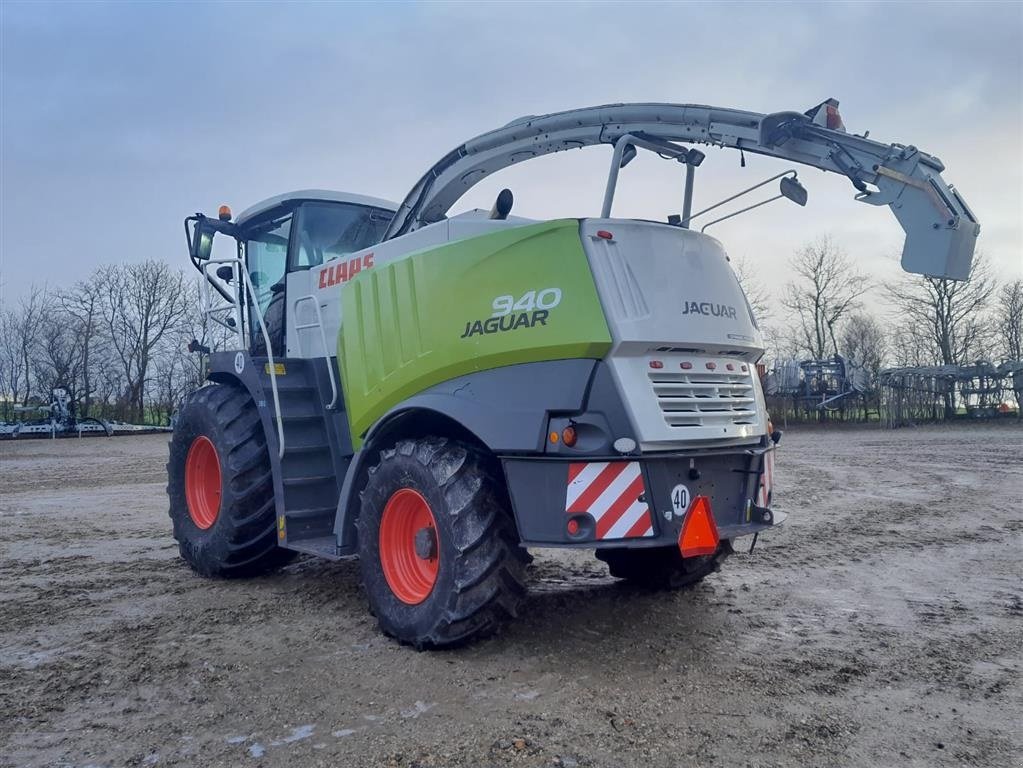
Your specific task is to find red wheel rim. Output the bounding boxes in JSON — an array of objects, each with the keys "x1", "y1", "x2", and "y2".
[
  {"x1": 185, "y1": 436, "x2": 221, "y2": 530},
  {"x1": 379, "y1": 488, "x2": 439, "y2": 605}
]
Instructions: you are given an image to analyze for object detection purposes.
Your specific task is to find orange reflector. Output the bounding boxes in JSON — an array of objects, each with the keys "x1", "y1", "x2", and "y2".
[
  {"x1": 561, "y1": 426, "x2": 577, "y2": 447},
  {"x1": 218, "y1": 205, "x2": 232, "y2": 222},
  {"x1": 825, "y1": 103, "x2": 845, "y2": 131},
  {"x1": 678, "y1": 496, "x2": 719, "y2": 558},
  {"x1": 549, "y1": 431, "x2": 559, "y2": 444}
]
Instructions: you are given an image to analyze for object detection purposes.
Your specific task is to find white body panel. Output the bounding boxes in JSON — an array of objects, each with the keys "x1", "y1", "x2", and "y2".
[
  {"x1": 236, "y1": 189, "x2": 398, "y2": 226},
  {"x1": 579, "y1": 220, "x2": 767, "y2": 449}
]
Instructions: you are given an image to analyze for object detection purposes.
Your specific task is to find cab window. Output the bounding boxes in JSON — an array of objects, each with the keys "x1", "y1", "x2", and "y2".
[
  {"x1": 293, "y1": 202, "x2": 393, "y2": 269},
  {"x1": 245, "y1": 213, "x2": 292, "y2": 315}
]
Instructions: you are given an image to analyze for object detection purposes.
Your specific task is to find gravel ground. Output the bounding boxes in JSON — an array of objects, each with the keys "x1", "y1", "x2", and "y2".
[{"x1": 1, "y1": 424, "x2": 1021, "y2": 768}]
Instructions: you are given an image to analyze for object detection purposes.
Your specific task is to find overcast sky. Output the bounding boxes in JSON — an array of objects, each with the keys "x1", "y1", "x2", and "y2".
[{"x1": 1, "y1": 1, "x2": 1020, "y2": 309}]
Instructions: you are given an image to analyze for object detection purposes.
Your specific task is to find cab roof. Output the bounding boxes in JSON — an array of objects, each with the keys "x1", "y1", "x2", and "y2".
[{"x1": 235, "y1": 189, "x2": 398, "y2": 226}]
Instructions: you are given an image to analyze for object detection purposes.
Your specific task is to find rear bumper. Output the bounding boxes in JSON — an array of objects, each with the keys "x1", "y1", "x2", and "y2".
[{"x1": 502, "y1": 443, "x2": 780, "y2": 548}]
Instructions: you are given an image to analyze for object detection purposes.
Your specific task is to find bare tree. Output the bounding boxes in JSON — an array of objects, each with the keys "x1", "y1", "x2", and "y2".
[
  {"x1": 885, "y1": 253, "x2": 996, "y2": 416},
  {"x1": 840, "y1": 312, "x2": 887, "y2": 378},
  {"x1": 732, "y1": 254, "x2": 771, "y2": 325},
  {"x1": 995, "y1": 278, "x2": 1023, "y2": 362},
  {"x1": 888, "y1": 318, "x2": 937, "y2": 368},
  {"x1": 98, "y1": 262, "x2": 190, "y2": 422},
  {"x1": 884, "y1": 253, "x2": 996, "y2": 367},
  {"x1": 32, "y1": 297, "x2": 85, "y2": 401},
  {"x1": 150, "y1": 281, "x2": 220, "y2": 425},
  {"x1": 0, "y1": 309, "x2": 19, "y2": 421},
  {"x1": 59, "y1": 273, "x2": 107, "y2": 417},
  {"x1": 0, "y1": 287, "x2": 49, "y2": 411},
  {"x1": 782, "y1": 236, "x2": 870, "y2": 359}
]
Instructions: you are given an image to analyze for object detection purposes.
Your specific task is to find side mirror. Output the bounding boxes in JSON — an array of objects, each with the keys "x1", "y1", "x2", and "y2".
[
  {"x1": 189, "y1": 218, "x2": 216, "y2": 261},
  {"x1": 780, "y1": 176, "x2": 808, "y2": 206}
]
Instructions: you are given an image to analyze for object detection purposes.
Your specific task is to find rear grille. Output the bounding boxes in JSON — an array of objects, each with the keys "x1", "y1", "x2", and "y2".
[{"x1": 648, "y1": 369, "x2": 757, "y2": 428}]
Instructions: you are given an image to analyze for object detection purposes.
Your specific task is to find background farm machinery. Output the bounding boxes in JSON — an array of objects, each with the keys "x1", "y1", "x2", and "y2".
[
  {"x1": 763, "y1": 357, "x2": 1022, "y2": 426},
  {"x1": 878, "y1": 361, "x2": 1023, "y2": 426},
  {"x1": 764, "y1": 355, "x2": 876, "y2": 423},
  {"x1": 0, "y1": 387, "x2": 173, "y2": 439}
]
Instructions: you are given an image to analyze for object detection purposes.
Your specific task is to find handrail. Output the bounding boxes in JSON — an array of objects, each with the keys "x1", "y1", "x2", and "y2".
[
  {"x1": 292, "y1": 294, "x2": 339, "y2": 409},
  {"x1": 200, "y1": 258, "x2": 286, "y2": 458},
  {"x1": 601, "y1": 133, "x2": 692, "y2": 218},
  {"x1": 197, "y1": 264, "x2": 245, "y2": 350}
]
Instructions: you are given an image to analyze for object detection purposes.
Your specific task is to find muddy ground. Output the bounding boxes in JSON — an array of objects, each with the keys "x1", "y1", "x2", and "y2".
[{"x1": 1, "y1": 425, "x2": 1021, "y2": 768}]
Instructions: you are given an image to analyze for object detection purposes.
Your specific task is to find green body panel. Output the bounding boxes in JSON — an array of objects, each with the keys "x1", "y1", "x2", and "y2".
[{"x1": 338, "y1": 220, "x2": 612, "y2": 444}]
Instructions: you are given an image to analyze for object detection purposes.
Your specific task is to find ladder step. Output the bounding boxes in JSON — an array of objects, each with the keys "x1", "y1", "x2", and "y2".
[
  {"x1": 273, "y1": 383, "x2": 317, "y2": 393},
  {"x1": 283, "y1": 443, "x2": 331, "y2": 455},
  {"x1": 283, "y1": 474, "x2": 337, "y2": 488},
  {"x1": 286, "y1": 505, "x2": 336, "y2": 520},
  {"x1": 280, "y1": 413, "x2": 323, "y2": 423},
  {"x1": 283, "y1": 535, "x2": 342, "y2": 560}
]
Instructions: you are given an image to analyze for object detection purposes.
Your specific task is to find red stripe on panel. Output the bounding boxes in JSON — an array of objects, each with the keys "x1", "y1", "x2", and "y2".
[{"x1": 567, "y1": 462, "x2": 629, "y2": 514}]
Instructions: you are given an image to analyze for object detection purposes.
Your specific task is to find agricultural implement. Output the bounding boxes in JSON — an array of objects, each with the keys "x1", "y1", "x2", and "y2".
[
  {"x1": 169, "y1": 99, "x2": 978, "y2": 647},
  {"x1": 0, "y1": 387, "x2": 171, "y2": 439}
]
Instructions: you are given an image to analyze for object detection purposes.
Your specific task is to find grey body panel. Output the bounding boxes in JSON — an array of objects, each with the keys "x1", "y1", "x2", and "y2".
[
  {"x1": 363, "y1": 359, "x2": 598, "y2": 454},
  {"x1": 331, "y1": 359, "x2": 604, "y2": 552},
  {"x1": 503, "y1": 444, "x2": 778, "y2": 548}
]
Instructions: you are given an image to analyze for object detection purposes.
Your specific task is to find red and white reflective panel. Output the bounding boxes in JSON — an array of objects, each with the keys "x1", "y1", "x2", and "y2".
[
  {"x1": 565, "y1": 461, "x2": 655, "y2": 539},
  {"x1": 756, "y1": 449, "x2": 775, "y2": 507}
]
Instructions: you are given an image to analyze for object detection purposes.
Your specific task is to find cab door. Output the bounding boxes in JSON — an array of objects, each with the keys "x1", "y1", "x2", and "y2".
[{"x1": 243, "y1": 208, "x2": 294, "y2": 355}]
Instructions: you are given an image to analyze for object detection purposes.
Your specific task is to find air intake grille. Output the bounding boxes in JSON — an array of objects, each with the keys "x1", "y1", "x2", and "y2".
[{"x1": 648, "y1": 369, "x2": 757, "y2": 428}]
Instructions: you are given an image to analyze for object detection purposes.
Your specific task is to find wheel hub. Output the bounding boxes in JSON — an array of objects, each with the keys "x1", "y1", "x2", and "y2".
[{"x1": 414, "y1": 527, "x2": 437, "y2": 560}]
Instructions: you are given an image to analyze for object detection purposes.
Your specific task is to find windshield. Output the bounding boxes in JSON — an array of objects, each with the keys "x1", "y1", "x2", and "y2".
[{"x1": 294, "y1": 202, "x2": 393, "y2": 269}]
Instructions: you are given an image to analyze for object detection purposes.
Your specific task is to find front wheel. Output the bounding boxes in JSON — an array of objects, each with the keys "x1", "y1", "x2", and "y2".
[
  {"x1": 596, "y1": 541, "x2": 732, "y2": 589},
  {"x1": 356, "y1": 437, "x2": 528, "y2": 649},
  {"x1": 167, "y1": 383, "x2": 295, "y2": 578}
]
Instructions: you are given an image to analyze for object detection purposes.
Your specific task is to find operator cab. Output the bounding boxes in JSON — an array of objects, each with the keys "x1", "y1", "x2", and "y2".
[{"x1": 187, "y1": 190, "x2": 397, "y2": 356}]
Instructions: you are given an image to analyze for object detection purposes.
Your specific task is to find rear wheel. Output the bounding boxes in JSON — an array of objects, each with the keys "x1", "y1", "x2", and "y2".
[
  {"x1": 167, "y1": 383, "x2": 295, "y2": 577},
  {"x1": 357, "y1": 437, "x2": 528, "y2": 649},
  {"x1": 596, "y1": 542, "x2": 732, "y2": 589}
]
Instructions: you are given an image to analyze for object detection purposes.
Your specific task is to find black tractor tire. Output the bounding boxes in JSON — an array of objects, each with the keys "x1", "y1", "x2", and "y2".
[
  {"x1": 356, "y1": 437, "x2": 528, "y2": 649},
  {"x1": 167, "y1": 383, "x2": 295, "y2": 578},
  {"x1": 596, "y1": 541, "x2": 732, "y2": 589}
]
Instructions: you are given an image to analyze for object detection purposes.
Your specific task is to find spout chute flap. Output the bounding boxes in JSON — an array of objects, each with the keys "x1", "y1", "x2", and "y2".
[
  {"x1": 385, "y1": 100, "x2": 978, "y2": 280},
  {"x1": 866, "y1": 158, "x2": 979, "y2": 281}
]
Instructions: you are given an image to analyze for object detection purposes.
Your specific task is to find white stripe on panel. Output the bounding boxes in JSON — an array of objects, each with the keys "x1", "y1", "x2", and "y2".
[
  {"x1": 602, "y1": 500, "x2": 650, "y2": 540},
  {"x1": 565, "y1": 462, "x2": 608, "y2": 509},
  {"x1": 587, "y1": 463, "x2": 641, "y2": 522}
]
